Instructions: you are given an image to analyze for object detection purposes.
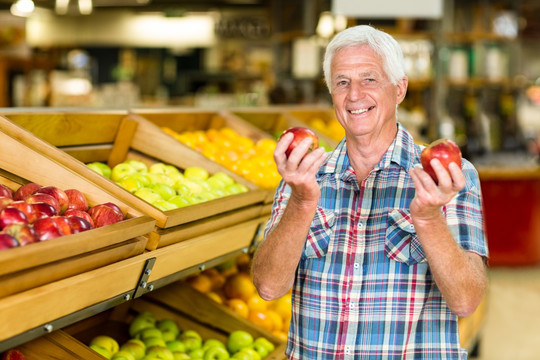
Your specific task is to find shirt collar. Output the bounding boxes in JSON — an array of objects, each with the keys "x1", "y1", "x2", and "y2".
[{"x1": 318, "y1": 123, "x2": 419, "y2": 181}]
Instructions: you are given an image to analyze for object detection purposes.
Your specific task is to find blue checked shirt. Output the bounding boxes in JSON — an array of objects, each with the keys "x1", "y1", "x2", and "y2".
[{"x1": 264, "y1": 124, "x2": 488, "y2": 360}]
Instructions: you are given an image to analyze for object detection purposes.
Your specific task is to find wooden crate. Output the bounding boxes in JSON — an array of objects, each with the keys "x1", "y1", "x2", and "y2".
[
  {"x1": 0, "y1": 127, "x2": 155, "y2": 299},
  {"x1": 129, "y1": 107, "x2": 279, "y2": 204},
  {"x1": 64, "y1": 281, "x2": 286, "y2": 359},
  {"x1": 0, "y1": 109, "x2": 267, "y2": 250}
]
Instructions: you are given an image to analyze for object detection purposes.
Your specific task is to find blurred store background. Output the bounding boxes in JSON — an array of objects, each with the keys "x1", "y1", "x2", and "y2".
[{"x1": 0, "y1": 1, "x2": 539, "y2": 359}]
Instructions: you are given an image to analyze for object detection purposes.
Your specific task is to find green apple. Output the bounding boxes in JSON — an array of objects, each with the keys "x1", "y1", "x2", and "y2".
[
  {"x1": 184, "y1": 167, "x2": 209, "y2": 181},
  {"x1": 129, "y1": 312, "x2": 157, "y2": 337},
  {"x1": 150, "y1": 183, "x2": 176, "y2": 201},
  {"x1": 166, "y1": 340, "x2": 186, "y2": 353},
  {"x1": 139, "y1": 327, "x2": 163, "y2": 341},
  {"x1": 173, "y1": 353, "x2": 192, "y2": 360},
  {"x1": 178, "y1": 330, "x2": 203, "y2": 352},
  {"x1": 111, "y1": 163, "x2": 137, "y2": 182},
  {"x1": 210, "y1": 172, "x2": 235, "y2": 187},
  {"x1": 144, "y1": 337, "x2": 167, "y2": 349},
  {"x1": 147, "y1": 172, "x2": 176, "y2": 187},
  {"x1": 203, "y1": 345, "x2": 230, "y2": 360},
  {"x1": 157, "y1": 319, "x2": 180, "y2": 337},
  {"x1": 135, "y1": 187, "x2": 163, "y2": 204},
  {"x1": 164, "y1": 165, "x2": 182, "y2": 177},
  {"x1": 202, "y1": 339, "x2": 226, "y2": 351},
  {"x1": 120, "y1": 339, "x2": 146, "y2": 360},
  {"x1": 168, "y1": 195, "x2": 192, "y2": 208},
  {"x1": 152, "y1": 199, "x2": 177, "y2": 211},
  {"x1": 193, "y1": 191, "x2": 218, "y2": 203},
  {"x1": 149, "y1": 163, "x2": 170, "y2": 174},
  {"x1": 90, "y1": 335, "x2": 120, "y2": 355},
  {"x1": 90, "y1": 344, "x2": 113, "y2": 359},
  {"x1": 87, "y1": 162, "x2": 112, "y2": 178},
  {"x1": 225, "y1": 184, "x2": 248, "y2": 195},
  {"x1": 119, "y1": 176, "x2": 144, "y2": 193},
  {"x1": 111, "y1": 350, "x2": 137, "y2": 360},
  {"x1": 180, "y1": 330, "x2": 202, "y2": 341},
  {"x1": 146, "y1": 345, "x2": 175, "y2": 360},
  {"x1": 227, "y1": 331, "x2": 253, "y2": 354},
  {"x1": 129, "y1": 173, "x2": 152, "y2": 187},
  {"x1": 230, "y1": 348, "x2": 260, "y2": 360},
  {"x1": 205, "y1": 177, "x2": 227, "y2": 190},
  {"x1": 126, "y1": 160, "x2": 148, "y2": 173},
  {"x1": 252, "y1": 337, "x2": 274, "y2": 358},
  {"x1": 181, "y1": 179, "x2": 204, "y2": 195},
  {"x1": 189, "y1": 348, "x2": 205, "y2": 359},
  {"x1": 173, "y1": 182, "x2": 192, "y2": 197}
]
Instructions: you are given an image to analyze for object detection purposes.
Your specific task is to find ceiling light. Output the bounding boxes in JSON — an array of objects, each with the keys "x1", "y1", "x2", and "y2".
[
  {"x1": 55, "y1": 0, "x2": 69, "y2": 15},
  {"x1": 78, "y1": 0, "x2": 93, "y2": 15},
  {"x1": 10, "y1": 0, "x2": 35, "y2": 17}
]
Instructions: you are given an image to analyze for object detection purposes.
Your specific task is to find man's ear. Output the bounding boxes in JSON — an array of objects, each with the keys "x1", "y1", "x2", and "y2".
[{"x1": 396, "y1": 76, "x2": 408, "y2": 104}]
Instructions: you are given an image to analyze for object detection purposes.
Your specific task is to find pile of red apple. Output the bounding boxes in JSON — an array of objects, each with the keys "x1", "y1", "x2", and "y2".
[{"x1": 0, "y1": 183, "x2": 125, "y2": 251}]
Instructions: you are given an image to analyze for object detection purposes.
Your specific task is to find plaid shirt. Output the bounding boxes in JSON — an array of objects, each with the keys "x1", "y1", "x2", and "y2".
[{"x1": 264, "y1": 124, "x2": 488, "y2": 360}]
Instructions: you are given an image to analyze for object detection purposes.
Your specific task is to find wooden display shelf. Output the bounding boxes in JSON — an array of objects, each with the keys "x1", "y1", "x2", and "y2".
[
  {"x1": 63, "y1": 280, "x2": 285, "y2": 359},
  {"x1": 0, "y1": 126, "x2": 155, "y2": 299},
  {"x1": 0, "y1": 215, "x2": 265, "y2": 345},
  {"x1": 0, "y1": 109, "x2": 267, "y2": 250}
]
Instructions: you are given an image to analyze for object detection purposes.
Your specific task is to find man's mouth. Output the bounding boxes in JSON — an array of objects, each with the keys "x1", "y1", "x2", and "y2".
[{"x1": 349, "y1": 106, "x2": 375, "y2": 115}]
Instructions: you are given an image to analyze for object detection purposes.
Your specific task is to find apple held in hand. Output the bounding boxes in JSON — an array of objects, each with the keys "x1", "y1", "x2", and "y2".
[
  {"x1": 278, "y1": 127, "x2": 319, "y2": 158},
  {"x1": 420, "y1": 139, "x2": 462, "y2": 183}
]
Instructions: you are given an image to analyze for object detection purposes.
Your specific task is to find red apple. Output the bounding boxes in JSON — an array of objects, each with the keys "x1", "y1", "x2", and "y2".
[
  {"x1": 420, "y1": 139, "x2": 462, "y2": 183},
  {"x1": 67, "y1": 216, "x2": 93, "y2": 233},
  {"x1": 35, "y1": 186, "x2": 69, "y2": 214},
  {"x1": 88, "y1": 204, "x2": 124, "y2": 228},
  {"x1": 279, "y1": 127, "x2": 319, "y2": 158},
  {"x1": 31, "y1": 203, "x2": 57, "y2": 220},
  {"x1": 101, "y1": 202, "x2": 124, "y2": 218},
  {"x1": 26, "y1": 193, "x2": 60, "y2": 215},
  {"x1": 7, "y1": 200, "x2": 37, "y2": 223},
  {"x1": 0, "y1": 197, "x2": 13, "y2": 212},
  {"x1": 2, "y1": 349, "x2": 27, "y2": 360},
  {"x1": 0, "y1": 207, "x2": 28, "y2": 230},
  {"x1": 0, "y1": 184, "x2": 13, "y2": 199},
  {"x1": 50, "y1": 216, "x2": 73, "y2": 235},
  {"x1": 65, "y1": 189, "x2": 89, "y2": 211},
  {"x1": 2, "y1": 223, "x2": 37, "y2": 246},
  {"x1": 13, "y1": 183, "x2": 41, "y2": 201},
  {"x1": 0, "y1": 233, "x2": 19, "y2": 251},
  {"x1": 32, "y1": 217, "x2": 64, "y2": 241},
  {"x1": 64, "y1": 209, "x2": 95, "y2": 228}
]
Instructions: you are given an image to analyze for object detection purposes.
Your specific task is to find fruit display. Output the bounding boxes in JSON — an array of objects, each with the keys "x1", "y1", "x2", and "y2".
[
  {"x1": 86, "y1": 160, "x2": 249, "y2": 212},
  {"x1": 306, "y1": 117, "x2": 345, "y2": 143},
  {"x1": 420, "y1": 138, "x2": 462, "y2": 183},
  {"x1": 88, "y1": 310, "x2": 275, "y2": 360},
  {"x1": 0, "y1": 182, "x2": 125, "y2": 251},
  {"x1": 185, "y1": 254, "x2": 291, "y2": 343},
  {"x1": 161, "y1": 127, "x2": 281, "y2": 190}
]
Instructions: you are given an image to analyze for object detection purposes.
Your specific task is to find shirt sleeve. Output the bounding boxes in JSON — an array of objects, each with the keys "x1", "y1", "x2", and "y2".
[
  {"x1": 263, "y1": 180, "x2": 291, "y2": 240},
  {"x1": 444, "y1": 159, "x2": 489, "y2": 259}
]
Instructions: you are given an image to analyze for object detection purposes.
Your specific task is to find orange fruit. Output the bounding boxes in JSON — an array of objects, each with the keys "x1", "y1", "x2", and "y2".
[
  {"x1": 186, "y1": 274, "x2": 213, "y2": 293},
  {"x1": 202, "y1": 268, "x2": 226, "y2": 291},
  {"x1": 269, "y1": 294, "x2": 292, "y2": 322},
  {"x1": 223, "y1": 272, "x2": 256, "y2": 302},
  {"x1": 206, "y1": 291, "x2": 223, "y2": 304},
  {"x1": 266, "y1": 310, "x2": 283, "y2": 332},
  {"x1": 248, "y1": 309, "x2": 274, "y2": 332},
  {"x1": 271, "y1": 330, "x2": 288, "y2": 342},
  {"x1": 246, "y1": 293, "x2": 268, "y2": 313},
  {"x1": 227, "y1": 298, "x2": 249, "y2": 318}
]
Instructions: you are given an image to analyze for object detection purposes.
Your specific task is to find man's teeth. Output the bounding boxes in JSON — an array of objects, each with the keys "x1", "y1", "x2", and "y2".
[{"x1": 350, "y1": 106, "x2": 374, "y2": 114}]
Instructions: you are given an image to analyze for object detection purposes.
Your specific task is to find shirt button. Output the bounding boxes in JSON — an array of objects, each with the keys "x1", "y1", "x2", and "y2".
[
  {"x1": 354, "y1": 262, "x2": 359, "y2": 269},
  {"x1": 357, "y1": 222, "x2": 363, "y2": 229}
]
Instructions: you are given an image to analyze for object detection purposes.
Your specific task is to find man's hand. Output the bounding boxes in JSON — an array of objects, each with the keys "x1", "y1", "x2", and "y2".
[
  {"x1": 275, "y1": 132, "x2": 327, "y2": 203},
  {"x1": 409, "y1": 159, "x2": 465, "y2": 222}
]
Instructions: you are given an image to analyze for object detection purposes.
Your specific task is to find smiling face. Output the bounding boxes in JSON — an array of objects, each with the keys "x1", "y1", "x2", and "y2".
[{"x1": 330, "y1": 44, "x2": 408, "y2": 143}]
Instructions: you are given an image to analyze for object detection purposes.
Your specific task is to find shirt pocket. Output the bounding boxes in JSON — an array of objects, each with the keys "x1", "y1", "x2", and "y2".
[
  {"x1": 303, "y1": 207, "x2": 336, "y2": 259},
  {"x1": 385, "y1": 209, "x2": 426, "y2": 265}
]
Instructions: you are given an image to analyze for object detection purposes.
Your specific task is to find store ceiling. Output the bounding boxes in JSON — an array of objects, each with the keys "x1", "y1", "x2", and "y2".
[{"x1": 0, "y1": 0, "x2": 271, "y2": 13}]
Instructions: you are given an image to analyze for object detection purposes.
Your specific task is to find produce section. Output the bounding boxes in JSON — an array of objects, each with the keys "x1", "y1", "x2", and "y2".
[{"x1": 0, "y1": 106, "x2": 509, "y2": 358}]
